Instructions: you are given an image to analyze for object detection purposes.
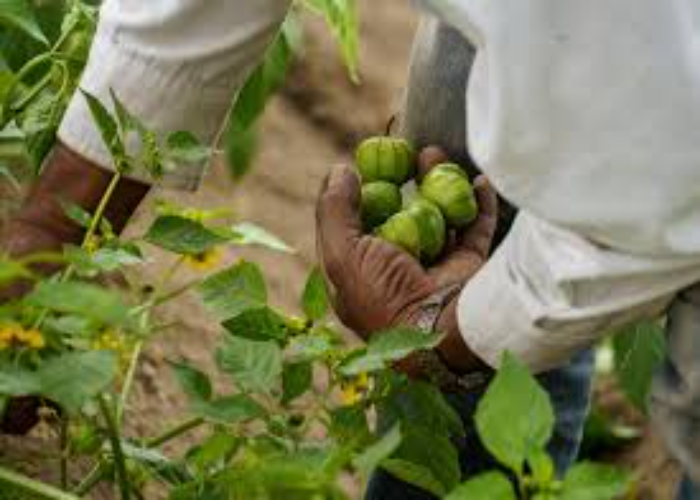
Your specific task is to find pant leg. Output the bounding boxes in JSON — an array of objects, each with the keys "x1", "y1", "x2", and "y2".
[{"x1": 650, "y1": 285, "x2": 700, "y2": 499}]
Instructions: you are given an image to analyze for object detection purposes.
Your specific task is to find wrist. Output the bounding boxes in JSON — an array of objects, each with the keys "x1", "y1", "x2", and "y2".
[{"x1": 434, "y1": 298, "x2": 487, "y2": 373}]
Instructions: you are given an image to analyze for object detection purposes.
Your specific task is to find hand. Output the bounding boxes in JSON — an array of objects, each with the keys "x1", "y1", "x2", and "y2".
[
  {"x1": 0, "y1": 144, "x2": 149, "y2": 435},
  {"x1": 316, "y1": 146, "x2": 499, "y2": 373}
]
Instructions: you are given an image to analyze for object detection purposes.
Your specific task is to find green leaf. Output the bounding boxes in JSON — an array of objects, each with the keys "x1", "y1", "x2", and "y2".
[
  {"x1": 81, "y1": 90, "x2": 127, "y2": 170},
  {"x1": 216, "y1": 335, "x2": 282, "y2": 393},
  {"x1": 282, "y1": 361, "x2": 313, "y2": 404},
  {"x1": 26, "y1": 281, "x2": 132, "y2": 327},
  {"x1": 528, "y1": 449, "x2": 556, "y2": 486},
  {"x1": 560, "y1": 462, "x2": 632, "y2": 500},
  {"x1": 0, "y1": 366, "x2": 41, "y2": 395},
  {"x1": 286, "y1": 333, "x2": 336, "y2": 363},
  {"x1": 186, "y1": 432, "x2": 240, "y2": 474},
  {"x1": 303, "y1": 0, "x2": 359, "y2": 82},
  {"x1": 145, "y1": 215, "x2": 230, "y2": 255},
  {"x1": 301, "y1": 267, "x2": 329, "y2": 321},
  {"x1": 382, "y1": 425, "x2": 461, "y2": 496},
  {"x1": 445, "y1": 472, "x2": 517, "y2": 500},
  {"x1": 339, "y1": 328, "x2": 443, "y2": 376},
  {"x1": 612, "y1": 320, "x2": 666, "y2": 412},
  {"x1": 377, "y1": 379, "x2": 464, "y2": 439},
  {"x1": 193, "y1": 395, "x2": 265, "y2": 425},
  {"x1": 225, "y1": 121, "x2": 258, "y2": 178},
  {"x1": 121, "y1": 441, "x2": 190, "y2": 485},
  {"x1": 222, "y1": 306, "x2": 287, "y2": 342},
  {"x1": 198, "y1": 261, "x2": 267, "y2": 320},
  {"x1": 381, "y1": 460, "x2": 447, "y2": 498},
  {"x1": 170, "y1": 361, "x2": 212, "y2": 403},
  {"x1": 329, "y1": 406, "x2": 370, "y2": 444},
  {"x1": 475, "y1": 352, "x2": 555, "y2": 474},
  {"x1": 0, "y1": 257, "x2": 32, "y2": 286},
  {"x1": 353, "y1": 424, "x2": 402, "y2": 477},
  {"x1": 0, "y1": 0, "x2": 48, "y2": 44},
  {"x1": 60, "y1": 200, "x2": 93, "y2": 229},
  {"x1": 166, "y1": 131, "x2": 211, "y2": 164},
  {"x1": 230, "y1": 222, "x2": 294, "y2": 253},
  {"x1": 225, "y1": 16, "x2": 298, "y2": 177},
  {"x1": 38, "y1": 351, "x2": 118, "y2": 412}
]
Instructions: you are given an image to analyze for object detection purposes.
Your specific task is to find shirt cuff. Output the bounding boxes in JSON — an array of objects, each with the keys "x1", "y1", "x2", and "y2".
[
  {"x1": 455, "y1": 214, "x2": 694, "y2": 373},
  {"x1": 58, "y1": 4, "x2": 285, "y2": 190}
]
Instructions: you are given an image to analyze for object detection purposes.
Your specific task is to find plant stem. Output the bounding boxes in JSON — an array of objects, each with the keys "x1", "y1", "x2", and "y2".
[
  {"x1": 98, "y1": 396, "x2": 131, "y2": 500},
  {"x1": 83, "y1": 173, "x2": 122, "y2": 249},
  {"x1": 0, "y1": 465, "x2": 80, "y2": 500},
  {"x1": 73, "y1": 461, "x2": 111, "y2": 496},
  {"x1": 117, "y1": 341, "x2": 143, "y2": 426},
  {"x1": 145, "y1": 417, "x2": 205, "y2": 449}
]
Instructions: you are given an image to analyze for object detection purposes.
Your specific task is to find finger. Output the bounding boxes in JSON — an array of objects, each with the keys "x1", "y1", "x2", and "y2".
[
  {"x1": 459, "y1": 175, "x2": 499, "y2": 258},
  {"x1": 416, "y1": 146, "x2": 449, "y2": 181},
  {"x1": 316, "y1": 165, "x2": 363, "y2": 282},
  {"x1": 428, "y1": 175, "x2": 499, "y2": 287}
]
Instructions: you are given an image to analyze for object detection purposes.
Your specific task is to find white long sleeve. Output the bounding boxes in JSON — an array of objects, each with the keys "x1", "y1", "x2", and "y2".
[{"x1": 58, "y1": 0, "x2": 291, "y2": 189}]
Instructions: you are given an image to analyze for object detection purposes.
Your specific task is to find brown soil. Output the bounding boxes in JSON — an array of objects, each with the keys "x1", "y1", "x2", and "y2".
[{"x1": 0, "y1": 2, "x2": 684, "y2": 498}]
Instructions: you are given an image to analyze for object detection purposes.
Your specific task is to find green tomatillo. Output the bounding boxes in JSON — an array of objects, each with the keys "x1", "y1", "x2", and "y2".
[
  {"x1": 419, "y1": 163, "x2": 478, "y2": 228},
  {"x1": 356, "y1": 136, "x2": 416, "y2": 185},
  {"x1": 376, "y1": 211, "x2": 422, "y2": 258},
  {"x1": 406, "y1": 197, "x2": 447, "y2": 263},
  {"x1": 361, "y1": 181, "x2": 402, "y2": 230}
]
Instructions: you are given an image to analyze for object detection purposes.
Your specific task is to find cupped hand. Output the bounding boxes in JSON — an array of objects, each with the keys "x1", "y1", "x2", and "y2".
[{"x1": 316, "y1": 146, "x2": 498, "y2": 371}]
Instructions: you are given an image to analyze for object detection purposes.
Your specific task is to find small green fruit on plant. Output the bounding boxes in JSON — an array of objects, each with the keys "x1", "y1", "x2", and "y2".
[
  {"x1": 420, "y1": 163, "x2": 478, "y2": 228},
  {"x1": 356, "y1": 136, "x2": 416, "y2": 185},
  {"x1": 361, "y1": 181, "x2": 402, "y2": 230},
  {"x1": 406, "y1": 197, "x2": 446, "y2": 263},
  {"x1": 376, "y1": 211, "x2": 422, "y2": 258}
]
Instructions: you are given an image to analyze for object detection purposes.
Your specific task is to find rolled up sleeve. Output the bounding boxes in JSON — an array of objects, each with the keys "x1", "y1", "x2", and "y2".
[
  {"x1": 58, "y1": 0, "x2": 291, "y2": 190},
  {"x1": 458, "y1": 213, "x2": 700, "y2": 373}
]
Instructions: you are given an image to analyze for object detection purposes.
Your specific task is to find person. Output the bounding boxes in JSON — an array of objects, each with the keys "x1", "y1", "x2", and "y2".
[{"x1": 0, "y1": 1, "x2": 698, "y2": 498}]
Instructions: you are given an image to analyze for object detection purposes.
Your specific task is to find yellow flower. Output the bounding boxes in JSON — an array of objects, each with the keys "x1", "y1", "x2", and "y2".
[
  {"x1": 92, "y1": 329, "x2": 135, "y2": 369},
  {"x1": 14, "y1": 328, "x2": 46, "y2": 349},
  {"x1": 0, "y1": 324, "x2": 46, "y2": 350},
  {"x1": 84, "y1": 234, "x2": 101, "y2": 254},
  {"x1": 184, "y1": 248, "x2": 223, "y2": 272},
  {"x1": 340, "y1": 373, "x2": 371, "y2": 407}
]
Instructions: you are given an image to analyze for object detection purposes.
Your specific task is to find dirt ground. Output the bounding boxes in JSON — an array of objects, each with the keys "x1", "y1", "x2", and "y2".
[{"x1": 0, "y1": 2, "x2": 684, "y2": 498}]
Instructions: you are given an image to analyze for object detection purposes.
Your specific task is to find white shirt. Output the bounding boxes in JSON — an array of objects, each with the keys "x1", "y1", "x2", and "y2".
[{"x1": 59, "y1": 0, "x2": 700, "y2": 372}]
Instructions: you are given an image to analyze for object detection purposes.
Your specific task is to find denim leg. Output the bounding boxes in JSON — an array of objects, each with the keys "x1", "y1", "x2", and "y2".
[
  {"x1": 650, "y1": 285, "x2": 700, "y2": 500},
  {"x1": 365, "y1": 350, "x2": 595, "y2": 499},
  {"x1": 678, "y1": 477, "x2": 700, "y2": 500}
]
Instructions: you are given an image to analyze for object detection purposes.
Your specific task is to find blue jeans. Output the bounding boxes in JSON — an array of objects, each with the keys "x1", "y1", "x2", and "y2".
[
  {"x1": 366, "y1": 350, "x2": 595, "y2": 499},
  {"x1": 394, "y1": 17, "x2": 700, "y2": 499}
]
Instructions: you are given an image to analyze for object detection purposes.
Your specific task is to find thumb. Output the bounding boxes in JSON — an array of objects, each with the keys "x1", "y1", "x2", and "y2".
[
  {"x1": 429, "y1": 175, "x2": 499, "y2": 287},
  {"x1": 316, "y1": 165, "x2": 363, "y2": 282}
]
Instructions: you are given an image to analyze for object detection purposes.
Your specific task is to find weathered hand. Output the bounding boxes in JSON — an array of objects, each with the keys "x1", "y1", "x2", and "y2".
[
  {"x1": 0, "y1": 144, "x2": 149, "y2": 435},
  {"x1": 316, "y1": 147, "x2": 498, "y2": 372}
]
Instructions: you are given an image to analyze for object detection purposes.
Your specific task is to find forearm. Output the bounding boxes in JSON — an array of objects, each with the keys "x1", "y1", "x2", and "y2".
[{"x1": 58, "y1": 0, "x2": 292, "y2": 190}]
